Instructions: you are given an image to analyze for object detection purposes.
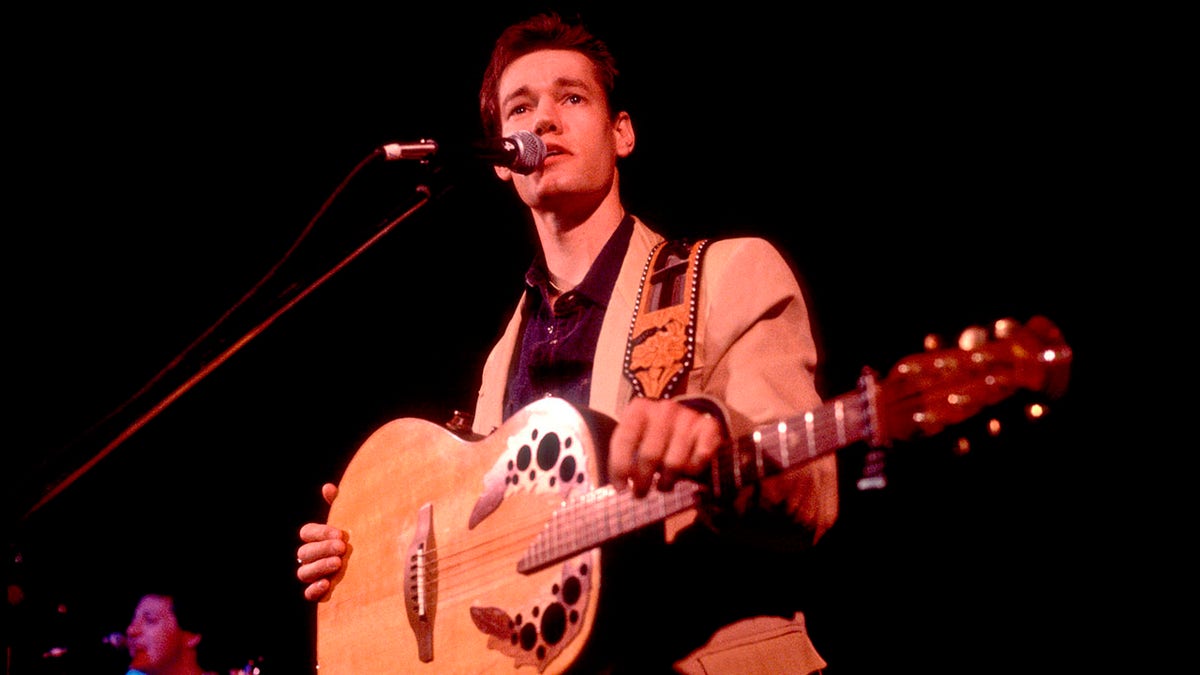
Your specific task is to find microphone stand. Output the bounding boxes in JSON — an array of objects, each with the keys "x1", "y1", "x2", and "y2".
[
  {"x1": 4, "y1": 149, "x2": 451, "y2": 674},
  {"x1": 16, "y1": 157, "x2": 444, "y2": 524}
]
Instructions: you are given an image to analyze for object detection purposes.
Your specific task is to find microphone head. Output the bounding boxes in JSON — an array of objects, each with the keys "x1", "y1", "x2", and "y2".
[
  {"x1": 507, "y1": 130, "x2": 546, "y2": 175},
  {"x1": 102, "y1": 632, "x2": 127, "y2": 648}
]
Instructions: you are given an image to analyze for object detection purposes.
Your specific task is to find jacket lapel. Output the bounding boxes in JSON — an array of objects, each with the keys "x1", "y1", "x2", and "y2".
[{"x1": 589, "y1": 218, "x2": 663, "y2": 418}]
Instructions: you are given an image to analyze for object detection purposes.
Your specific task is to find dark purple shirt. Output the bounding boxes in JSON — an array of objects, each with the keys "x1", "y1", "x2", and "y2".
[{"x1": 504, "y1": 215, "x2": 634, "y2": 420}]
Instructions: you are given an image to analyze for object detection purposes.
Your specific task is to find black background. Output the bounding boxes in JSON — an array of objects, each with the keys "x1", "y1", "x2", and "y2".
[{"x1": 5, "y1": 3, "x2": 1132, "y2": 673}]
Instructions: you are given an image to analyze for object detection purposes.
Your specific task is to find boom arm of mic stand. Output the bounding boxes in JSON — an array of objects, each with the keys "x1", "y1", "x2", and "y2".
[{"x1": 19, "y1": 183, "x2": 439, "y2": 522}]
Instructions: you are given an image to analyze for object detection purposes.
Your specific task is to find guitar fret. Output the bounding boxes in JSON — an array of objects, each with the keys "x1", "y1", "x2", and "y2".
[
  {"x1": 804, "y1": 412, "x2": 816, "y2": 466},
  {"x1": 603, "y1": 487, "x2": 618, "y2": 542},
  {"x1": 571, "y1": 495, "x2": 584, "y2": 555},
  {"x1": 835, "y1": 400, "x2": 846, "y2": 446},
  {"x1": 652, "y1": 491, "x2": 667, "y2": 520},
  {"x1": 778, "y1": 421, "x2": 789, "y2": 469},
  {"x1": 586, "y1": 489, "x2": 604, "y2": 550},
  {"x1": 753, "y1": 430, "x2": 765, "y2": 482}
]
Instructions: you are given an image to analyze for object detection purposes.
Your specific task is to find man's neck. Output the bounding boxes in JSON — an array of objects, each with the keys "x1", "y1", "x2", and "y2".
[{"x1": 531, "y1": 191, "x2": 626, "y2": 292}]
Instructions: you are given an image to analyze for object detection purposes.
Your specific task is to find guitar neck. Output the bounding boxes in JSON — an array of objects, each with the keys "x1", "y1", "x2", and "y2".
[
  {"x1": 517, "y1": 380, "x2": 877, "y2": 574},
  {"x1": 517, "y1": 315, "x2": 1072, "y2": 577}
]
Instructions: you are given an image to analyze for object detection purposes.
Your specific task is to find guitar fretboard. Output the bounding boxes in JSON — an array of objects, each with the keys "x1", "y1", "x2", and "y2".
[
  {"x1": 517, "y1": 482, "x2": 703, "y2": 573},
  {"x1": 713, "y1": 388, "x2": 876, "y2": 497},
  {"x1": 517, "y1": 385, "x2": 877, "y2": 573}
]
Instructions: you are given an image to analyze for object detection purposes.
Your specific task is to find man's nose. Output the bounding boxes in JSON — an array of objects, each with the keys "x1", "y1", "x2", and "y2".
[{"x1": 533, "y1": 102, "x2": 560, "y2": 135}]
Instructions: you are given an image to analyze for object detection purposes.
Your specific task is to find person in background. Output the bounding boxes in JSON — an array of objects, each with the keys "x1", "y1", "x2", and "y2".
[
  {"x1": 124, "y1": 588, "x2": 216, "y2": 675},
  {"x1": 297, "y1": 11, "x2": 839, "y2": 674}
]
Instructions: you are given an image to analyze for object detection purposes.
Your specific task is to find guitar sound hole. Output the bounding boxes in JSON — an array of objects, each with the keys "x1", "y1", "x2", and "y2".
[
  {"x1": 558, "y1": 455, "x2": 577, "y2": 483},
  {"x1": 561, "y1": 576, "x2": 582, "y2": 605},
  {"x1": 519, "y1": 622, "x2": 539, "y2": 650},
  {"x1": 539, "y1": 602, "x2": 567, "y2": 645},
  {"x1": 537, "y1": 433, "x2": 562, "y2": 470}
]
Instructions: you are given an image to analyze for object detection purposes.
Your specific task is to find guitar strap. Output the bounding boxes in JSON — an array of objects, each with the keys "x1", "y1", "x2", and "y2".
[
  {"x1": 621, "y1": 238, "x2": 834, "y2": 673},
  {"x1": 623, "y1": 238, "x2": 711, "y2": 400}
]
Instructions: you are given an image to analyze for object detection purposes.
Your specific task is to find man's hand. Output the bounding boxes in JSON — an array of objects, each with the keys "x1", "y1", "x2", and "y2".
[
  {"x1": 296, "y1": 483, "x2": 346, "y2": 602},
  {"x1": 608, "y1": 397, "x2": 724, "y2": 496}
]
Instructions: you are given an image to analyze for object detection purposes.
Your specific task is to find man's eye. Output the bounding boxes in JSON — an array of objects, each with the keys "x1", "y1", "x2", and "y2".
[
  {"x1": 565, "y1": 94, "x2": 584, "y2": 105},
  {"x1": 507, "y1": 104, "x2": 530, "y2": 117}
]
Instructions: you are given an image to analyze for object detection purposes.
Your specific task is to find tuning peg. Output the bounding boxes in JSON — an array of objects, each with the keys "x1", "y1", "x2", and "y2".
[
  {"x1": 957, "y1": 325, "x2": 990, "y2": 350},
  {"x1": 954, "y1": 413, "x2": 1012, "y2": 457},
  {"x1": 993, "y1": 317, "x2": 1020, "y2": 339},
  {"x1": 953, "y1": 436, "x2": 971, "y2": 456},
  {"x1": 988, "y1": 417, "x2": 1003, "y2": 436},
  {"x1": 923, "y1": 332, "x2": 944, "y2": 351}
]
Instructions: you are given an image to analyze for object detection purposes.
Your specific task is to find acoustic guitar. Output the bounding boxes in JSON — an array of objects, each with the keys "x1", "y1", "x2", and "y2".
[{"x1": 316, "y1": 315, "x2": 1071, "y2": 673}]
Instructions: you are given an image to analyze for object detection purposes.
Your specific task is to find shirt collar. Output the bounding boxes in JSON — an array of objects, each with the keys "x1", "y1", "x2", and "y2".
[{"x1": 524, "y1": 213, "x2": 635, "y2": 308}]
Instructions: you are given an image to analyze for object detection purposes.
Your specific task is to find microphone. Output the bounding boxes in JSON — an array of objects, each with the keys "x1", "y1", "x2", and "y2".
[
  {"x1": 470, "y1": 131, "x2": 546, "y2": 175},
  {"x1": 39, "y1": 632, "x2": 127, "y2": 660},
  {"x1": 102, "y1": 632, "x2": 127, "y2": 649},
  {"x1": 380, "y1": 139, "x2": 438, "y2": 161},
  {"x1": 381, "y1": 130, "x2": 546, "y2": 175}
]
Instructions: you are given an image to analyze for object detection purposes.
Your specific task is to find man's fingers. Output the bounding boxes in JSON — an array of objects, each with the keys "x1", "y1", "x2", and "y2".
[
  {"x1": 297, "y1": 535, "x2": 346, "y2": 562},
  {"x1": 612, "y1": 399, "x2": 727, "y2": 495},
  {"x1": 684, "y1": 413, "x2": 724, "y2": 475},
  {"x1": 299, "y1": 522, "x2": 343, "y2": 544},
  {"x1": 321, "y1": 483, "x2": 339, "y2": 505},
  {"x1": 303, "y1": 579, "x2": 331, "y2": 602},
  {"x1": 297, "y1": 551, "x2": 343, "y2": 584}
]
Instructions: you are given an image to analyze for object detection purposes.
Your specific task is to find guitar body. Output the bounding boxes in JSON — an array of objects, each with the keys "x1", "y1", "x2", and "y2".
[{"x1": 317, "y1": 397, "x2": 611, "y2": 674}]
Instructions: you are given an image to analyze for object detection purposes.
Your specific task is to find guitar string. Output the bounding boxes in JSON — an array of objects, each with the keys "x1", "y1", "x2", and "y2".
[{"x1": 427, "y1": 501, "x2": 587, "y2": 604}]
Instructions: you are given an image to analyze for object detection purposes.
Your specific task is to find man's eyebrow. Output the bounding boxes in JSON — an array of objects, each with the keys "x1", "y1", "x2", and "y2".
[
  {"x1": 501, "y1": 85, "x2": 532, "y2": 109},
  {"x1": 553, "y1": 76, "x2": 590, "y2": 91}
]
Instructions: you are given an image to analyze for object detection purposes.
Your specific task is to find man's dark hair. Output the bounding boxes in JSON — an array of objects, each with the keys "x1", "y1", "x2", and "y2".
[{"x1": 479, "y1": 12, "x2": 621, "y2": 139}]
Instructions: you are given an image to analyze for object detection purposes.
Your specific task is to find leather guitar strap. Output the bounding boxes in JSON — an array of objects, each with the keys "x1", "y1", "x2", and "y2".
[{"x1": 623, "y1": 238, "x2": 710, "y2": 400}]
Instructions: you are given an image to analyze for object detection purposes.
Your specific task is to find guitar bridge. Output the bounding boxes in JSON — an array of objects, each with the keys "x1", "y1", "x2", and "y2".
[{"x1": 404, "y1": 502, "x2": 437, "y2": 662}]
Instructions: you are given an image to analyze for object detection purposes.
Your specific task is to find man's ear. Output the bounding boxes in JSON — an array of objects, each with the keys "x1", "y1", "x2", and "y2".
[
  {"x1": 494, "y1": 165, "x2": 514, "y2": 182},
  {"x1": 614, "y1": 111, "x2": 635, "y2": 158}
]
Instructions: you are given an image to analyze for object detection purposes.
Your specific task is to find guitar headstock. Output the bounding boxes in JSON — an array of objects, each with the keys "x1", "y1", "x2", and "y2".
[{"x1": 876, "y1": 315, "x2": 1072, "y2": 444}]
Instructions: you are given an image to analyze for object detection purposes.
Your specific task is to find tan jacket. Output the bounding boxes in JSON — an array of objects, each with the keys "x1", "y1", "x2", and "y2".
[{"x1": 472, "y1": 217, "x2": 833, "y2": 674}]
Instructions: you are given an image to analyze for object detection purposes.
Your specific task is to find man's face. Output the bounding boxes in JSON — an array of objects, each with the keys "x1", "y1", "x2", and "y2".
[
  {"x1": 126, "y1": 594, "x2": 197, "y2": 674},
  {"x1": 494, "y1": 49, "x2": 632, "y2": 211}
]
